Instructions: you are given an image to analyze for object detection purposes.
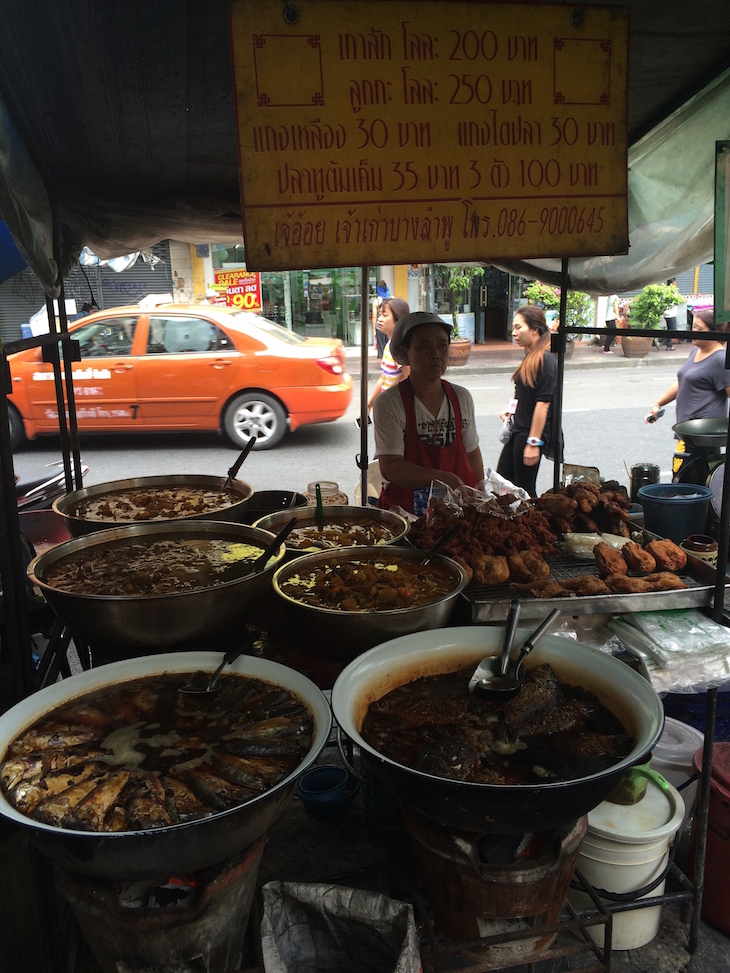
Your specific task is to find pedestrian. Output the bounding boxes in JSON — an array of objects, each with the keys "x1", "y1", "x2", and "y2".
[
  {"x1": 367, "y1": 297, "x2": 410, "y2": 413},
  {"x1": 645, "y1": 308, "x2": 730, "y2": 472},
  {"x1": 373, "y1": 311, "x2": 483, "y2": 515},
  {"x1": 663, "y1": 278, "x2": 678, "y2": 349},
  {"x1": 372, "y1": 280, "x2": 390, "y2": 358},
  {"x1": 602, "y1": 294, "x2": 620, "y2": 353},
  {"x1": 497, "y1": 305, "x2": 558, "y2": 497}
]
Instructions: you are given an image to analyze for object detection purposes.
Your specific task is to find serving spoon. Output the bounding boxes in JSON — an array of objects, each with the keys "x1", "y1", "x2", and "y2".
[
  {"x1": 222, "y1": 437, "x2": 256, "y2": 491},
  {"x1": 181, "y1": 632, "x2": 260, "y2": 696},
  {"x1": 247, "y1": 517, "x2": 298, "y2": 574},
  {"x1": 468, "y1": 599, "x2": 521, "y2": 697},
  {"x1": 469, "y1": 608, "x2": 561, "y2": 701}
]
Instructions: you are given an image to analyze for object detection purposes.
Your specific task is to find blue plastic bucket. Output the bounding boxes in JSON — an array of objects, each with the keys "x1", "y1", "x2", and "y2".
[{"x1": 636, "y1": 483, "x2": 712, "y2": 544}]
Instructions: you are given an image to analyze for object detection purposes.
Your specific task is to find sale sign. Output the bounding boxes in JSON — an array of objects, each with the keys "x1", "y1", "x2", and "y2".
[{"x1": 214, "y1": 269, "x2": 262, "y2": 312}]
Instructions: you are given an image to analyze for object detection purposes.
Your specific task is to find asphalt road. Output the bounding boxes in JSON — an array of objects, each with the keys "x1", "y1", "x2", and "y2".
[{"x1": 12, "y1": 362, "x2": 682, "y2": 500}]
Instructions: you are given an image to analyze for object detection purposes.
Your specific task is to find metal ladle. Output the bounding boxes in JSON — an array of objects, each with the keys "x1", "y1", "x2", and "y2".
[
  {"x1": 222, "y1": 437, "x2": 256, "y2": 490},
  {"x1": 469, "y1": 608, "x2": 561, "y2": 701},
  {"x1": 247, "y1": 517, "x2": 298, "y2": 574},
  {"x1": 181, "y1": 632, "x2": 260, "y2": 696},
  {"x1": 468, "y1": 599, "x2": 521, "y2": 697}
]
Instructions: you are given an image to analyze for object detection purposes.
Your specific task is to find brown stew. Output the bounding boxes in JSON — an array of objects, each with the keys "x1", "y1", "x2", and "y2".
[
  {"x1": 43, "y1": 538, "x2": 266, "y2": 595},
  {"x1": 287, "y1": 518, "x2": 398, "y2": 550},
  {"x1": 67, "y1": 485, "x2": 241, "y2": 522},
  {"x1": 278, "y1": 554, "x2": 457, "y2": 611},
  {"x1": 0, "y1": 673, "x2": 313, "y2": 832},
  {"x1": 361, "y1": 663, "x2": 632, "y2": 785}
]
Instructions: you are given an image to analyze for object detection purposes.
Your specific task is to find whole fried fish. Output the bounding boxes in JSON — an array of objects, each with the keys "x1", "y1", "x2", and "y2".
[
  {"x1": 159, "y1": 774, "x2": 209, "y2": 823},
  {"x1": 65, "y1": 770, "x2": 136, "y2": 831},
  {"x1": 501, "y1": 664, "x2": 562, "y2": 728},
  {"x1": 10, "y1": 761, "x2": 106, "y2": 815},
  {"x1": 124, "y1": 773, "x2": 173, "y2": 830},
  {"x1": 184, "y1": 765, "x2": 257, "y2": 812},
  {"x1": 33, "y1": 777, "x2": 104, "y2": 827},
  {"x1": 9, "y1": 724, "x2": 102, "y2": 756}
]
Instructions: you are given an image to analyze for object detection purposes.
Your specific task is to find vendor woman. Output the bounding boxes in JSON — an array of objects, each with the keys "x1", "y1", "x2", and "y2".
[{"x1": 373, "y1": 311, "x2": 484, "y2": 515}]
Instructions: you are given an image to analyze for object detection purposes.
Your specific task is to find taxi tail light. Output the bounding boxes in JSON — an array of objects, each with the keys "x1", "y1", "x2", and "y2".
[{"x1": 316, "y1": 350, "x2": 346, "y2": 376}]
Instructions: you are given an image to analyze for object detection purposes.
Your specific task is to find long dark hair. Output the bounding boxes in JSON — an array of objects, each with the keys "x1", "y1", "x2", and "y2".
[
  {"x1": 512, "y1": 305, "x2": 550, "y2": 387},
  {"x1": 381, "y1": 297, "x2": 410, "y2": 323}
]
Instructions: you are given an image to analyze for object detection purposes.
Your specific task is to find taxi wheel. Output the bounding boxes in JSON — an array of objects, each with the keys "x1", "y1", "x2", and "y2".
[
  {"x1": 224, "y1": 392, "x2": 287, "y2": 450},
  {"x1": 8, "y1": 405, "x2": 24, "y2": 450}
]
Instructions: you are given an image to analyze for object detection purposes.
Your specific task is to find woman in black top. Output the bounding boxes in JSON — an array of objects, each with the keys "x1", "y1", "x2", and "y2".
[{"x1": 497, "y1": 305, "x2": 557, "y2": 496}]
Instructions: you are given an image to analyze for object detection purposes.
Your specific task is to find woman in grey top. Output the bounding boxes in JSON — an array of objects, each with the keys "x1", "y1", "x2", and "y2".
[{"x1": 645, "y1": 309, "x2": 730, "y2": 471}]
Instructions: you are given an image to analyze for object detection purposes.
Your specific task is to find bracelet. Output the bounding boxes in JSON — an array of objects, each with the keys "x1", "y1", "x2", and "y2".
[{"x1": 526, "y1": 437, "x2": 543, "y2": 447}]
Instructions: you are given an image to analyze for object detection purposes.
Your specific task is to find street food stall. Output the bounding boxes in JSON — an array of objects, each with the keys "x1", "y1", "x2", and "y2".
[{"x1": 2, "y1": 2, "x2": 730, "y2": 971}]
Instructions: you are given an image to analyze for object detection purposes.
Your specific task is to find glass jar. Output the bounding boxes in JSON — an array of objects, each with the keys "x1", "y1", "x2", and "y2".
[{"x1": 304, "y1": 481, "x2": 349, "y2": 506}]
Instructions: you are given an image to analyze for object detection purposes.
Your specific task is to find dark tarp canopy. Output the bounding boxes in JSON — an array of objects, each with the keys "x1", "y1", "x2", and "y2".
[{"x1": 0, "y1": 0, "x2": 730, "y2": 294}]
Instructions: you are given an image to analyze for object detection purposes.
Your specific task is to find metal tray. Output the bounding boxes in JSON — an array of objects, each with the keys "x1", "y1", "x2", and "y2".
[{"x1": 465, "y1": 531, "x2": 730, "y2": 622}]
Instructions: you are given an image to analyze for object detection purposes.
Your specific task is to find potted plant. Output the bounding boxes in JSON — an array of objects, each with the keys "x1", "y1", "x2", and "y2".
[
  {"x1": 623, "y1": 282, "x2": 682, "y2": 358},
  {"x1": 435, "y1": 264, "x2": 484, "y2": 365},
  {"x1": 522, "y1": 281, "x2": 594, "y2": 358}
]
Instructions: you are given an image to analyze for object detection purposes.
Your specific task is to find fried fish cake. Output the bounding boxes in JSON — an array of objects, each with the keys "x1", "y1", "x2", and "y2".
[
  {"x1": 644, "y1": 540, "x2": 687, "y2": 573},
  {"x1": 621, "y1": 541, "x2": 656, "y2": 575},
  {"x1": 594, "y1": 541, "x2": 628, "y2": 578},
  {"x1": 470, "y1": 554, "x2": 510, "y2": 586},
  {"x1": 508, "y1": 550, "x2": 551, "y2": 584}
]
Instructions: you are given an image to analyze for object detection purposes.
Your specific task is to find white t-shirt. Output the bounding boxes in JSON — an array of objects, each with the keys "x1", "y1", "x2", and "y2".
[{"x1": 373, "y1": 381, "x2": 479, "y2": 458}]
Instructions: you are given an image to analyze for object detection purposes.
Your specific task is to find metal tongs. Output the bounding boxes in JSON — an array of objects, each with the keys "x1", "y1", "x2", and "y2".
[{"x1": 468, "y1": 607, "x2": 561, "y2": 701}]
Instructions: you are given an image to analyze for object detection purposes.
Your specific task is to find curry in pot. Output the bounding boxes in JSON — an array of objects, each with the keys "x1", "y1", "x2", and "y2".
[
  {"x1": 43, "y1": 538, "x2": 267, "y2": 596},
  {"x1": 278, "y1": 554, "x2": 457, "y2": 611},
  {"x1": 67, "y1": 485, "x2": 241, "y2": 522}
]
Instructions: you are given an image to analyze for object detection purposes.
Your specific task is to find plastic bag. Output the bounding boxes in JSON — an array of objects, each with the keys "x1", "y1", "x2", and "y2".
[
  {"x1": 498, "y1": 415, "x2": 512, "y2": 444},
  {"x1": 607, "y1": 610, "x2": 730, "y2": 693},
  {"x1": 260, "y1": 881, "x2": 421, "y2": 973}
]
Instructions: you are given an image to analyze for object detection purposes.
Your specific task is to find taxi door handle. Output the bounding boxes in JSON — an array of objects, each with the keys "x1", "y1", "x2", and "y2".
[
  {"x1": 210, "y1": 360, "x2": 232, "y2": 369},
  {"x1": 112, "y1": 363, "x2": 134, "y2": 372}
]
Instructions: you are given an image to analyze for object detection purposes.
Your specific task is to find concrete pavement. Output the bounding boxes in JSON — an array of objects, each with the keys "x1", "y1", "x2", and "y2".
[{"x1": 345, "y1": 335, "x2": 694, "y2": 381}]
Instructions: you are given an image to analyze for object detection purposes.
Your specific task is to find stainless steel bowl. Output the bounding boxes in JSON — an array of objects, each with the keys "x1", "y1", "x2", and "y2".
[
  {"x1": 28, "y1": 521, "x2": 285, "y2": 654},
  {"x1": 53, "y1": 474, "x2": 254, "y2": 536},
  {"x1": 272, "y1": 545, "x2": 467, "y2": 655},
  {"x1": 253, "y1": 505, "x2": 409, "y2": 557}
]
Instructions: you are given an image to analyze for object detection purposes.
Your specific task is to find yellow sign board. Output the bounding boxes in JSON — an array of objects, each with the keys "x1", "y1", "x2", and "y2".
[{"x1": 231, "y1": 1, "x2": 628, "y2": 270}]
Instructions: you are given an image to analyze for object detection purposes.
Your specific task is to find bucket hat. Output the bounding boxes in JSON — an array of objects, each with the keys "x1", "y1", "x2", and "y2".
[{"x1": 390, "y1": 311, "x2": 452, "y2": 365}]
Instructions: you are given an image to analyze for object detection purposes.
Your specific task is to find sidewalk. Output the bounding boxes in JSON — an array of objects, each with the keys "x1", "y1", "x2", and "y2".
[{"x1": 345, "y1": 337, "x2": 692, "y2": 380}]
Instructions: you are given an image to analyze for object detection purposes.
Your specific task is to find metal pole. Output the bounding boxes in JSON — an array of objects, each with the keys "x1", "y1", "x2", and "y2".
[
  {"x1": 552, "y1": 258, "x2": 569, "y2": 491},
  {"x1": 358, "y1": 265, "x2": 370, "y2": 506}
]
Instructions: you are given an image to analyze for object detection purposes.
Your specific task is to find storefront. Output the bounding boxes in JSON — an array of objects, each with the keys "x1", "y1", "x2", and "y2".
[{"x1": 210, "y1": 245, "x2": 380, "y2": 346}]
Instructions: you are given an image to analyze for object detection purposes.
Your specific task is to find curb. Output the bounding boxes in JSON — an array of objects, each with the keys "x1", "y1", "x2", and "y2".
[{"x1": 346, "y1": 349, "x2": 691, "y2": 381}]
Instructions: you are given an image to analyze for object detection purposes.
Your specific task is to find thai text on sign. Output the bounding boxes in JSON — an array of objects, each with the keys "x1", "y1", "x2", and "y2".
[
  {"x1": 231, "y1": 1, "x2": 629, "y2": 270},
  {"x1": 214, "y1": 269, "x2": 262, "y2": 312}
]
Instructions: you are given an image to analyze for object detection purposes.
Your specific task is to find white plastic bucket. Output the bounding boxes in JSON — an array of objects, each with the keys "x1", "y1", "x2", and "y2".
[
  {"x1": 568, "y1": 774, "x2": 684, "y2": 950},
  {"x1": 651, "y1": 716, "x2": 704, "y2": 829}
]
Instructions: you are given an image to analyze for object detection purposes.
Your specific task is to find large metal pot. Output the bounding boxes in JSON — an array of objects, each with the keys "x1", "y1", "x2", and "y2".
[
  {"x1": 331, "y1": 626, "x2": 664, "y2": 834},
  {"x1": 53, "y1": 474, "x2": 254, "y2": 536},
  {"x1": 28, "y1": 521, "x2": 285, "y2": 653},
  {"x1": 673, "y1": 418, "x2": 728, "y2": 448},
  {"x1": 272, "y1": 546, "x2": 468, "y2": 655},
  {"x1": 0, "y1": 653, "x2": 331, "y2": 879},
  {"x1": 253, "y1": 505, "x2": 409, "y2": 557}
]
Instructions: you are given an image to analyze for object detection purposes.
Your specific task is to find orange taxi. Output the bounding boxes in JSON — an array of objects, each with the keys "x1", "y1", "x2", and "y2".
[{"x1": 7, "y1": 303, "x2": 353, "y2": 450}]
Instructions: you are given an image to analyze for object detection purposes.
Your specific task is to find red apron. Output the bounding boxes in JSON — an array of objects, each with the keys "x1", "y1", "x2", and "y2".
[{"x1": 379, "y1": 379, "x2": 478, "y2": 513}]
